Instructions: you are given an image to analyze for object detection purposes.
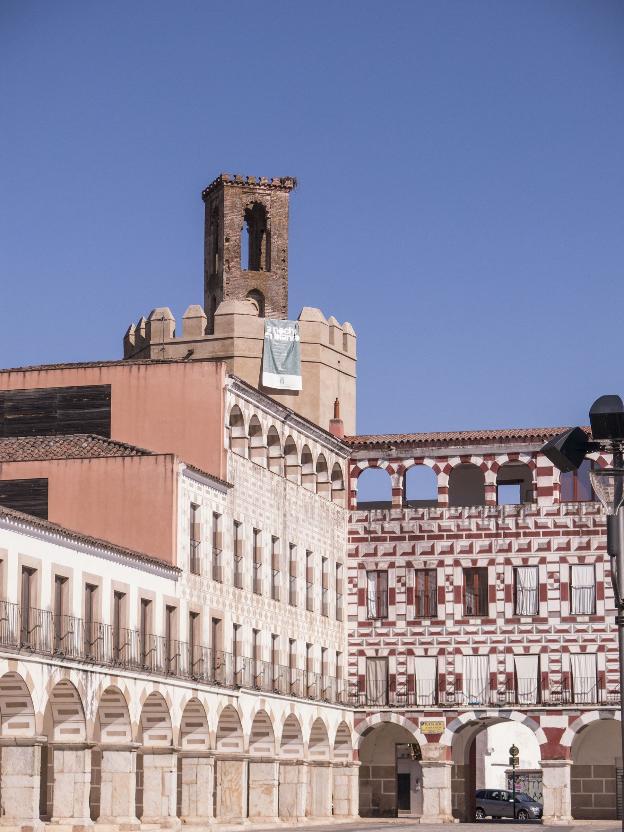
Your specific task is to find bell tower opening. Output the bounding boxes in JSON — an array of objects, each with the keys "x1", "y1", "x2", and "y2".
[{"x1": 202, "y1": 173, "x2": 296, "y2": 325}]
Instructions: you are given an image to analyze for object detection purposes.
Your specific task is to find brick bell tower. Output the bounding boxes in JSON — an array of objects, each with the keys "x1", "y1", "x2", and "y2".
[{"x1": 202, "y1": 173, "x2": 297, "y2": 334}]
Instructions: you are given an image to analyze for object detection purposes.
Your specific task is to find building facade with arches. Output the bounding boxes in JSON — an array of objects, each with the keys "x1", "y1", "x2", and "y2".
[{"x1": 348, "y1": 427, "x2": 619, "y2": 822}]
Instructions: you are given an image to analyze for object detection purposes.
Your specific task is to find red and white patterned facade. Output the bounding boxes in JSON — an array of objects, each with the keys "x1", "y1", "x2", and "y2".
[{"x1": 347, "y1": 428, "x2": 619, "y2": 822}]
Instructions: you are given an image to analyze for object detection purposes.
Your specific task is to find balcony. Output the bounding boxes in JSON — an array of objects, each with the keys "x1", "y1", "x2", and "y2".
[
  {"x1": 351, "y1": 678, "x2": 620, "y2": 709},
  {"x1": 0, "y1": 599, "x2": 351, "y2": 705}
]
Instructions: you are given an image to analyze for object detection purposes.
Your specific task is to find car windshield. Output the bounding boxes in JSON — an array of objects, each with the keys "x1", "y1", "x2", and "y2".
[{"x1": 516, "y1": 793, "x2": 533, "y2": 803}]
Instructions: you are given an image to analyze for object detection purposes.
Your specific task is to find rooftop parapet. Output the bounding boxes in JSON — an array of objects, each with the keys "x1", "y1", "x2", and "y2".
[{"x1": 201, "y1": 173, "x2": 297, "y2": 200}]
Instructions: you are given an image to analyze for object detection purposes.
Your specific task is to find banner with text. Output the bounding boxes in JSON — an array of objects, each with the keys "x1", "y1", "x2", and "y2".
[{"x1": 262, "y1": 319, "x2": 302, "y2": 391}]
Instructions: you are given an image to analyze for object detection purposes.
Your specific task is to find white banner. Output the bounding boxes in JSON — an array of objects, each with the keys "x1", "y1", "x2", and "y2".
[{"x1": 262, "y1": 319, "x2": 302, "y2": 391}]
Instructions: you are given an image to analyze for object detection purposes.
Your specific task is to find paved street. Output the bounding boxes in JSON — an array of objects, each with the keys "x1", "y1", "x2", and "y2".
[{"x1": 249, "y1": 823, "x2": 621, "y2": 832}]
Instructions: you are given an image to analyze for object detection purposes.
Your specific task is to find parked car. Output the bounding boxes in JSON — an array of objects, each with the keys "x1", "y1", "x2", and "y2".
[{"x1": 475, "y1": 789, "x2": 543, "y2": 820}]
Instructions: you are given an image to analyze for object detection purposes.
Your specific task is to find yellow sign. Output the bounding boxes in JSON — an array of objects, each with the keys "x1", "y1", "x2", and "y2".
[{"x1": 420, "y1": 720, "x2": 445, "y2": 735}]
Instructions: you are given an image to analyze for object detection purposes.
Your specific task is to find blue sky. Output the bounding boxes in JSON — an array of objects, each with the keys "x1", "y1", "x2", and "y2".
[{"x1": 1, "y1": 1, "x2": 623, "y2": 435}]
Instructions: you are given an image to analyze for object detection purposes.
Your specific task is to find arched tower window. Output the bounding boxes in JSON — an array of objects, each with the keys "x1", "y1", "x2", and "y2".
[
  {"x1": 246, "y1": 289, "x2": 265, "y2": 317},
  {"x1": 241, "y1": 203, "x2": 270, "y2": 272},
  {"x1": 210, "y1": 206, "x2": 219, "y2": 275}
]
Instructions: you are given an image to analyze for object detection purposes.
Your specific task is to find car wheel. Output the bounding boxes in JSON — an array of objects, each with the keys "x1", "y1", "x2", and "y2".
[
  {"x1": 475, "y1": 808, "x2": 486, "y2": 820},
  {"x1": 517, "y1": 809, "x2": 529, "y2": 820}
]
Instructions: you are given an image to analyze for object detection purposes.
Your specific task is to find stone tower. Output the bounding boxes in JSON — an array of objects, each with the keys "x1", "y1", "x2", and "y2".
[{"x1": 202, "y1": 174, "x2": 297, "y2": 333}]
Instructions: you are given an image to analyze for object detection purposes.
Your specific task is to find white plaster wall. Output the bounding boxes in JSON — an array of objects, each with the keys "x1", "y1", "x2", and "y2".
[{"x1": 477, "y1": 723, "x2": 542, "y2": 790}]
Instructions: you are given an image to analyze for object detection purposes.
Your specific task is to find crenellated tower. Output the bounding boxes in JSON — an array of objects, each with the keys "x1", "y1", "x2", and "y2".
[{"x1": 202, "y1": 174, "x2": 297, "y2": 333}]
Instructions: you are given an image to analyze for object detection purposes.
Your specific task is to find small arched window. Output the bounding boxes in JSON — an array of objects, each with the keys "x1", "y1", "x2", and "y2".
[{"x1": 241, "y1": 203, "x2": 270, "y2": 271}]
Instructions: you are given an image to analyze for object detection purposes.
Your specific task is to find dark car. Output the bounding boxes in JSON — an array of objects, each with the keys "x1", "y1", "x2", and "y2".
[{"x1": 475, "y1": 789, "x2": 543, "y2": 820}]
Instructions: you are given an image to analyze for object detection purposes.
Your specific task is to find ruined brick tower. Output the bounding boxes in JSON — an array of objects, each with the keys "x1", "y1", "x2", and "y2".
[{"x1": 202, "y1": 174, "x2": 297, "y2": 333}]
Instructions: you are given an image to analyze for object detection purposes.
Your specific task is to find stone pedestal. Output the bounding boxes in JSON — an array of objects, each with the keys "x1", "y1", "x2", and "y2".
[
  {"x1": 140, "y1": 750, "x2": 180, "y2": 828},
  {"x1": 214, "y1": 756, "x2": 247, "y2": 821},
  {"x1": 419, "y1": 760, "x2": 453, "y2": 823},
  {"x1": 0, "y1": 738, "x2": 45, "y2": 831},
  {"x1": 542, "y1": 759, "x2": 573, "y2": 824},
  {"x1": 332, "y1": 762, "x2": 360, "y2": 817},
  {"x1": 96, "y1": 745, "x2": 139, "y2": 831},
  {"x1": 179, "y1": 753, "x2": 214, "y2": 824},
  {"x1": 248, "y1": 759, "x2": 278, "y2": 820},
  {"x1": 49, "y1": 744, "x2": 93, "y2": 829},
  {"x1": 278, "y1": 761, "x2": 307, "y2": 820},
  {"x1": 307, "y1": 762, "x2": 332, "y2": 818}
]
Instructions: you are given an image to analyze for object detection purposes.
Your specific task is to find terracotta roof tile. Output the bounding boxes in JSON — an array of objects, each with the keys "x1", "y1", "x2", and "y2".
[
  {"x1": 0, "y1": 504, "x2": 180, "y2": 572},
  {"x1": 0, "y1": 434, "x2": 152, "y2": 462},
  {"x1": 346, "y1": 425, "x2": 591, "y2": 449}
]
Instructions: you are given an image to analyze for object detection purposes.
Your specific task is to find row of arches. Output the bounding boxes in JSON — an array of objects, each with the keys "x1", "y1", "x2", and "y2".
[
  {"x1": 0, "y1": 670, "x2": 356, "y2": 825},
  {"x1": 355, "y1": 460, "x2": 535, "y2": 508},
  {"x1": 229, "y1": 405, "x2": 346, "y2": 503}
]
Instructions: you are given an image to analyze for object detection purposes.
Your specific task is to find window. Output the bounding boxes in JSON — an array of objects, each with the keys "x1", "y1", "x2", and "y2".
[
  {"x1": 252, "y1": 628, "x2": 262, "y2": 688},
  {"x1": 514, "y1": 654, "x2": 539, "y2": 704},
  {"x1": 53, "y1": 574, "x2": 68, "y2": 653},
  {"x1": 84, "y1": 583, "x2": 98, "y2": 659},
  {"x1": 570, "y1": 564, "x2": 596, "y2": 614},
  {"x1": 321, "y1": 647, "x2": 329, "y2": 699},
  {"x1": 464, "y1": 567, "x2": 489, "y2": 617},
  {"x1": 112, "y1": 590, "x2": 125, "y2": 662},
  {"x1": 514, "y1": 566, "x2": 539, "y2": 615},
  {"x1": 365, "y1": 656, "x2": 388, "y2": 705},
  {"x1": 253, "y1": 529, "x2": 262, "y2": 594},
  {"x1": 321, "y1": 557, "x2": 329, "y2": 616},
  {"x1": 20, "y1": 567, "x2": 36, "y2": 648},
  {"x1": 232, "y1": 622, "x2": 242, "y2": 685},
  {"x1": 271, "y1": 536, "x2": 280, "y2": 601},
  {"x1": 561, "y1": 458, "x2": 595, "y2": 502},
  {"x1": 335, "y1": 562, "x2": 343, "y2": 621},
  {"x1": 413, "y1": 656, "x2": 437, "y2": 706},
  {"x1": 271, "y1": 633, "x2": 280, "y2": 689},
  {"x1": 366, "y1": 570, "x2": 389, "y2": 619},
  {"x1": 165, "y1": 605, "x2": 177, "y2": 673},
  {"x1": 233, "y1": 521, "x2": 243, "y2": 589},
  {"x1": 212, "y1": 617, "x2": 223, "y2": 682},
  {"x1": 570, "y1": 652, "x2": 597, "y2": 703},
  {"x1": 190, "y1": 503, "x2": 201, "y2": 575},
  {"x1": 462, "y1": 654, "x2": 489, "y2": 704},
  {"x1": 306, "y1": 551, "x2": 314, "y2": 612},
  {"x1": 289, "y1": 544, "x2": 297, "y2": 606},
  {"x1": 140, "y1": 599, "x2": 152, "y2": 668},
  {"x1": 306, "y1": 642, "x2": 315, "y2": 697},
  {"x1": 289, "y1": 638, "x2": 301, "y2": 696},
  {"x1": 414, "y1": 569, "x2": 437, "y2": 618},
  {"x1": 189, "y1": 611, "x2": 200, "y2": 677},
  {"x1": 212, "y1": 513, "x2": 222, "y2": 582}
]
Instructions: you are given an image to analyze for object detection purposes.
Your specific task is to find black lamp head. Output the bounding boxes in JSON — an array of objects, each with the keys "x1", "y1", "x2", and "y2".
[
  {"x1": 540, "y1": 426, "x2": 589, "y2": 473},
  {"x1": 589, "y1": 395, "x2": 624, "y2": 441}
]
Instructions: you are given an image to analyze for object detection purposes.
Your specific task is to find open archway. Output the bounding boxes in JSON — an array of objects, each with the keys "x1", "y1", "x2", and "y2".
[
  {"x1": 249, "y1": 710, "x2": 275, "y2": 756},
  {"x1": 358, "y1": 719, "x2": 423, "y2": 817},
  {"x1": 267, "y1": 426, "x2": 283, "y2": 474},
  {"x1": 316, "y1": 454, "x2": 330, "y2": 498},
  {"x1": 248, "y1": 415, "x2": 267, "y2": 466},
  {"x1": 284, "y1": 436, "x2": 299, "y2": 483},
  {"x1": 356, "y1": 467, "x2": 392, "y2": 509},
  {"x1": 571, "y1": 717, "x2": 621, "y2": 819},
  {"x1": 404, "y1": 465, "x2": 438, "y2": 507},
  {"x1": 216, "y1": 705, "x2": 243, "y2": 754},
  {"x1": 301, "y1": 445, "x2": 315, "y2": 490},
  {"x1": 448, "y1": 463, "x2": 485, "y2": 507},
  {"x1": 496, "y1": 461, "x2": 534, "y2": 505},
  {"x1": 91, "y1": 686, "x2": 132, "y2": 821},
  {"x1": 0, "y1": 671, "x2": 35, "y2": 737},
  {"x1": 280, "y1": 714, "x2": 303, "y2": 759},
  {"x1": 228, "y1": 406, "x2": 247, "y2": 456},
  {"x1": 331, "y1": 462, "x2": 346, "y2": 506}
]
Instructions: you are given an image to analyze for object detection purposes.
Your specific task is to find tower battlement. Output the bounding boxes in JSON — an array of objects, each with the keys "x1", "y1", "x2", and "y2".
[{"x1": 201, "y1": 173, "x2": 297, "y2": 198}]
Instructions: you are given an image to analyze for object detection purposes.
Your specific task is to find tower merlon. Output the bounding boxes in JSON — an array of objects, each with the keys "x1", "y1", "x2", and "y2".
[{"x1": 201, "y1": 173, "x2": 297, "y2": 200}]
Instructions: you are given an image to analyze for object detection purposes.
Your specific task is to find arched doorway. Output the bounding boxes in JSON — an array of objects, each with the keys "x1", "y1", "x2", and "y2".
[
  {"x1": 571, "y1": 717, "x2": 621, "y2": 819},
  {"x1": 359, "y1": 721, "x2": 423, "y2": 817},
  {"x1": 451, "y1": 716, "x2": 542, "y2": 820}
]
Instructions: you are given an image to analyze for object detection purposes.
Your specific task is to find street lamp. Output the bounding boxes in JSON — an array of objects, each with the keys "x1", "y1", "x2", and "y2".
[{"x1": 542, "y1": 395, "x2": 624, "y2": 831}]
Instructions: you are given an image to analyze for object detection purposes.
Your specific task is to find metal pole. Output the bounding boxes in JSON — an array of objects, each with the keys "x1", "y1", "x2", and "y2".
[
  {"x1": 615, "y1": 504, "x2": 624, "y2": 832},
  {"x1": 512, "y1": 758, "x2": 516, "y2": 819}
]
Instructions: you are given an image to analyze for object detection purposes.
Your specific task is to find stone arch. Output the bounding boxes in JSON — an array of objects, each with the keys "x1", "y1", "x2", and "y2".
[
  {"x1": 403, "y1": 462, "x2": 438, "y2": 507},
  {"x1": 284, "y1": 436, "x2": 299, "y2": 483},
  {"x1": 44, "y1": 679, "x2": 86, "y2": 742},
  {"x1": 315, "y1": 453, "x2": 330, "y2": 498},
  {"x1": 568, "y1": 714, "x2": 620, "y2": 819},
  {"x1": 448, "y1": 462, "x2": 485, "y2": 507},
  {"x1": 246, "y1": 288, "x2": 265, "y2": 316},
  {"x1": 216, "y1": 704, "x2": 244, "y2": 753},
  {"x1": 301, "y1": 445, "x2": 315, "y2": 490},
  {"x1": 441, "y1": 709, "x2": 546, "y2": 748},
  {"x1": 93, "y1": 685, "x2": 131, "y2": 743},
  {"x1": 0, "y1": 671, "x2": 35, "y2": 736},
  {"x1": 249, "y1": 709, "x2": 276, "y2": 756},
  {"x1": 356, "y1": 711, "x2": 427, "y2": 749},
  {"x1": 333, "y1": 721, "x2": 353, "y2": 761},
  {"x1": 228, "y1": 405, "x2": 247, "y2": 456},
  {"x1": 561, "y1": 709, "x2": 620, "y2": 747},
  {"x1": 308, "y1": 717, "x2": 330, "y2": 760},
  {"x1": 138, "y1": 691, "x2": 172, "y2": 747},
  {"x1": 496, "y1": 460, "x2": 534, "y2": 505},
  {"x1": 280, "y1": 713, "x2": 303, "y2": 758},
  {"x1": 355, "y1": 465, "x2": 393, "y2": 509},
  {"x1": 267, "y1": 426, "x2": 283, "y2": 475},
  {"x1": 179, "y1": 697, "x2": 210, "y2": 749},
  {"x1": 331, "y1": 462, "x2": 346, "y2": 506},
  {"x1": 248, "y1": 415, "x2": 266, "y2": 466}
]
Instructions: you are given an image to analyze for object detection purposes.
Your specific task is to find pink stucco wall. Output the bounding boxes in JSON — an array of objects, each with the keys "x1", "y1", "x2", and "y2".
[
  {"x1": 0, "y1": 359, "x2": 227, "y2": 480},
  {"x1": 0, "y1": 455, "x2": 178, "y2": 563}
]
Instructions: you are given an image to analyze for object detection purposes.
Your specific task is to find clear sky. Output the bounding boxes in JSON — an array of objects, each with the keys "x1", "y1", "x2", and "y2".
[{"x1": 1, "y1": 1, "x2": 623, "y2": 436}]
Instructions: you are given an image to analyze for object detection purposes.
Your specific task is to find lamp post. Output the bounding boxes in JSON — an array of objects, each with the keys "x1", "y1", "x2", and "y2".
[{"x1": 541, "y1": 395, "x2": 624, "y2": 831}]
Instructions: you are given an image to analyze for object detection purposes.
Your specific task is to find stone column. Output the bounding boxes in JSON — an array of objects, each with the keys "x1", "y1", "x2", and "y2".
[
  {"x1": 307, "y1": 762, "x2": 332, "y2": 818},
  {"x1": 96, "y1": 744, "x2": 139, "y2": 831},
  {"x1": 541, "y1": 759, "x2": 573, "y2": 824},
  {"x1": 0, "y1": 737, "x2": 45, "y2": 831},
  {"x1": 179, "y1": 752, "x2": 214, "y2": 824},
  {"x1": 419, "y1": 760, "x2": 453, "y2": 823},
  {"x1": 140, "y1": 749, "x2": 180, "y2": 829},
  {"x1": 214, "y1": 755, "x2": 247, "y2": 822},
  {"x1": 50, "y1": 743, "x2": 93, "y2": 828},
  {"x1": 278, "y1": 760, "x2": 307, "y2": 820},
  {"x1": 332, "y1": 762, "x2": 360, "y2": 817},
  {"x1": 248, "y1": 758, "x2": 279, "y2": 821}
]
